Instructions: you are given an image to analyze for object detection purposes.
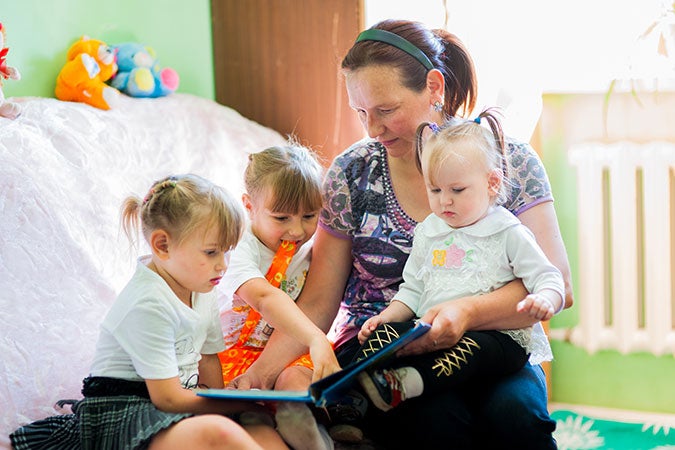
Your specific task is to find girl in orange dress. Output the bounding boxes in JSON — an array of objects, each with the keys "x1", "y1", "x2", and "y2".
[{"x1": 218, "y1": 145, "x2": 340, "y2": 450}]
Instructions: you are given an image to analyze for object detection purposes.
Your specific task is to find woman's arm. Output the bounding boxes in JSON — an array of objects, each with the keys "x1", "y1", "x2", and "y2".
[
  {"x1": 398, "y1": 279, "x2": 532, "y2": 356},
  {"x1": 294, "y1": 228, "x2": 354, "y2": 331},
  {"x1": 518, "y1": 201, "x2": 574, "y2": 310},
  {"x1": 228, "y1": 227, "x2": 353, "y2": 389}
]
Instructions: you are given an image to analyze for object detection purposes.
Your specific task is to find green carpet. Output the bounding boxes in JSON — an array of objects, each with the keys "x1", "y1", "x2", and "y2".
[{"x1": 552, "y1": 409, "x2": 675, "y2": 450}]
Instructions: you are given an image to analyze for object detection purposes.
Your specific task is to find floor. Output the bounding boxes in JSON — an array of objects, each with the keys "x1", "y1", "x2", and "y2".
[
  {"x1": 330, "y1": 404, "x2": 675, "y2": 449},
  {"x1": 549, "y1": 403, "x2": 675, "y2": 449},
  {"x1": 549, "y1": 402, "x2": 675, "y2": 427}
]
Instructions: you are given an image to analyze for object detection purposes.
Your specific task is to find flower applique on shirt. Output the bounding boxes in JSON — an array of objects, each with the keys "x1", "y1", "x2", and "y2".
[{"x1": 430, "y1": 236, "x2": 474, "y2": 270}]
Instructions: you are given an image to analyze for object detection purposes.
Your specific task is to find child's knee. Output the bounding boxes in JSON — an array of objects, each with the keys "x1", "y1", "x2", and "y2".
[
  {"x1": 197, "y1": 415, "x2": 248, "y2": 441},
  {"x1": 275, "y1": 365, "x2": 312, "y2": 390},
  {"x1": 153, "y1": 415, "x2": 257, "y2": 449}
]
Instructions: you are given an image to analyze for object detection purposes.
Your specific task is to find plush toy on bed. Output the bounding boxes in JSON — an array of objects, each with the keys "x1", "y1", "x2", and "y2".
[
  {"x1": 0, "y1": 22, "x2": 22, "y2": 119},
  {"x1": 55, "y1": 36, "x2": 120, "y2": 110},
  {"x1": 109, "y1": 42, "x2": 179, "y2": 98}
]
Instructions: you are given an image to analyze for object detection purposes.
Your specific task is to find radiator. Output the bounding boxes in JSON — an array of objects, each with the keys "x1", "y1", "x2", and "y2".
[{"x1": 554, "y1": 142, "x2": 675, "y2": 356}]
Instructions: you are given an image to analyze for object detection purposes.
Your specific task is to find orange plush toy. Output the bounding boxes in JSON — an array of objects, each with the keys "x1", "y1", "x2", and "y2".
[{"x1": 55, "y1": 36, "x2": 120, "y2": 110}]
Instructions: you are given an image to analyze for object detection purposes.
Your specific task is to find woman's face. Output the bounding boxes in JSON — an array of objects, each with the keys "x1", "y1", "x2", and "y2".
[{"x1": 345, "y1": 65, "x2": 436, "y2": 158}]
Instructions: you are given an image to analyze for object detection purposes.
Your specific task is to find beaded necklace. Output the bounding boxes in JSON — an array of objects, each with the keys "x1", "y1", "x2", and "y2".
[{"x1": 378, "y1": 147, "x2": 418, "y2": 241}]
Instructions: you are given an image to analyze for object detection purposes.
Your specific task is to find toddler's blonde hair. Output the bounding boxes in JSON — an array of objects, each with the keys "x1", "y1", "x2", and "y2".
[
  {"x1": 415, "y1": 107, "x2": 509, "y2": 205},
  {"x1": 121, "y1": 173, "x2": 244, "y2": 251}
]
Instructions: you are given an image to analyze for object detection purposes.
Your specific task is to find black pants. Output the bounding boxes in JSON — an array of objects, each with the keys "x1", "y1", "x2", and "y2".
[
  {"x1": 338, "y1": 322, "x2": 555, "y2": 449},
  {"x1": 354, "y1": 321, "x2": 528, "y2": 396}
]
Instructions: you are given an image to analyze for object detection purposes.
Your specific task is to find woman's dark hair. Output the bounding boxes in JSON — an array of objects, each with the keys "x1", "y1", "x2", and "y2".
[{"x1": 342, "y1": 19, "x2": 477, "y2": 118}]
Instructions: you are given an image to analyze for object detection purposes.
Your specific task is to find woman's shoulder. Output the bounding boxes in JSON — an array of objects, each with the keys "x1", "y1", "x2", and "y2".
[
  {"x1": 327, "y1": 139, "x2": 389, "y2": 189},
  {"x1": 502, "y1": 136, "x2": 552, "y2": 213},
  {"x1": 504, "y1": 136, "x2": 539, "y2": 161},
  {"x1": 331, "y1": 138, "x2": 383, "y2": 168}
]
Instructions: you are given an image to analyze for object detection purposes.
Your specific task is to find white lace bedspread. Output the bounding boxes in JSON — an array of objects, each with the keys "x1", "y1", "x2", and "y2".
[{"x1": 0, "y1": 94, "x2": 284, "y2": 447}]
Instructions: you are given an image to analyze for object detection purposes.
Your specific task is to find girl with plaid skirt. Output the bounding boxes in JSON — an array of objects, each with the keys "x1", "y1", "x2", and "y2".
[{"x1": 10, "y1": 174, "x2": 288, "y2": 450}]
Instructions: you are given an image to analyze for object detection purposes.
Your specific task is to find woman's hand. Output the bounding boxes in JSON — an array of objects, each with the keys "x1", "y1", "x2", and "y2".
[
  {"x1": 397, "y1": 300, "x2": 470, "y2": 356},
  {"x1": 358, "y1": 315, "x2": 384, "y2": 343}
]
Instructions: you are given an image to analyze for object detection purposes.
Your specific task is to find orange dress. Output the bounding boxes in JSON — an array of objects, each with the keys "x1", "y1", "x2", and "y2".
[{"x1": 218, "y1": 240, "x2": 313, "y2": 384}]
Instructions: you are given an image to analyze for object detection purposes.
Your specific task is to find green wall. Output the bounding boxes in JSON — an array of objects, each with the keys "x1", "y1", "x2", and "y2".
[
  {"x1": 543, "y1": 93, "x2": 675, "y2": 414},
  {"x1": 2, "y1": 0, "x2": 215, "y2": 100}
]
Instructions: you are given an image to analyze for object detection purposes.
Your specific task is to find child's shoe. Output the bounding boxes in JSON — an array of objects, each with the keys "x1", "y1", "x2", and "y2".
[
  {"x1": 357, "y1": 368, "x2": 407, "y2": 412},
  {"x1": 326, "y1": 389, "x2": 367, "y2": 443},
  {"x1": 329, "y1": 423, "x2": 364, "y2": 443}
]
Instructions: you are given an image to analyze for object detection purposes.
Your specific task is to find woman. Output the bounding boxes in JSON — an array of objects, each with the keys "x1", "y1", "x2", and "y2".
[{"x1": 233, "y1": 19, "x2": 573, "y2": 449}]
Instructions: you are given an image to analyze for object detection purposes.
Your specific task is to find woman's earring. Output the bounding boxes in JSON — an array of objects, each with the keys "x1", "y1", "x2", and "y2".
[{"x1": 433, "y1": 101, "x2": 444, "y2": 113}]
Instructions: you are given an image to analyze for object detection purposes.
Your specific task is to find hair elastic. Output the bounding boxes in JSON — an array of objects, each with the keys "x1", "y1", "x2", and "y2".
[
  {"x1": 473, "y1": 116, "x2": 482, "y2": 124},
  {"x1": 143, "y1": 178, "x2": 177, "y2": 204},
  {"x1": 355, "y1": 29, "x2": 433, "y2": 71}
]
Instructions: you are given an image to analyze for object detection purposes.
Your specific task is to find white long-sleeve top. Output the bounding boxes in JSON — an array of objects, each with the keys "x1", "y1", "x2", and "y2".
[{"x1": 395, "y1": 207, "x2": 564, "y2": 364}]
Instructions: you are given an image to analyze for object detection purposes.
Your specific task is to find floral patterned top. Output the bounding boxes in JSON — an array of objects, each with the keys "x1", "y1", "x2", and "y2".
[{"x1": 320, "y1": 138, "x2": 553, "y2": 348}]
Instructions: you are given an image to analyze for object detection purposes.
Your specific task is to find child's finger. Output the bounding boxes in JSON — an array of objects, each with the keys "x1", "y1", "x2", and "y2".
[{"x1": 516, "y1": 298, "x2": 531, "y2": 313}]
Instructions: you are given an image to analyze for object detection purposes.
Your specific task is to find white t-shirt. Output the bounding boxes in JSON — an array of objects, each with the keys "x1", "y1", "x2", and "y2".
[
  {"x1": 90, "y1": 256, "x2": 225, "y2": 388},
  {"x1": 218, "y1": 228, "x2": 313, "y2": 349}
]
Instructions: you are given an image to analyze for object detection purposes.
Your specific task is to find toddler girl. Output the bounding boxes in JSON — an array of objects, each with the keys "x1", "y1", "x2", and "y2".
[
  {"x1": 355, "y1": 109, "x2": 564, "y2": 412},
  {"x1": 11, "y1": 174, "x2": 287, "y2": 450},
  {"x1": 218, "y1": 145, "x2": 340, "y2": 450}
]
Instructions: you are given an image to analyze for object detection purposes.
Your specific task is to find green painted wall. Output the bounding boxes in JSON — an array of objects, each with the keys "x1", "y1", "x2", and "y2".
[
  {"x1": 2, "y1": 0, "x2": 215, "y2": 100},
  {"x1": 543, "y1": 93, "x2": 675, "y2": 414}
]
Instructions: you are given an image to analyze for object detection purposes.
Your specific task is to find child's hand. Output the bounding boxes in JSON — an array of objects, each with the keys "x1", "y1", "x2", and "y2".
[
  {"x1": 308, "y1": 337, "x2": 341, "y2": 382},
  {"x1": 358, "y1": 315, "x2": 384, "y2": 344},
  {"x1": 517, "y1": 293, "x2": 555, "y2": 321}
]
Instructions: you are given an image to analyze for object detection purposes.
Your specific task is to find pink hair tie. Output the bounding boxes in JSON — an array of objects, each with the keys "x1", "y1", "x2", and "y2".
[{"x1": 143, "y1": 188, "x2": 155, "y2": 204}]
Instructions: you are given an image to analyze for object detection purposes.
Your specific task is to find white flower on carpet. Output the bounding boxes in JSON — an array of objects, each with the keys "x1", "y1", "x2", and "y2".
[
  {"x1": 642, "y1": 420, "x2": 672, "y2": 436},
  {"x1": 554, "y1": 415, "x2": 605, "y2": 450}
]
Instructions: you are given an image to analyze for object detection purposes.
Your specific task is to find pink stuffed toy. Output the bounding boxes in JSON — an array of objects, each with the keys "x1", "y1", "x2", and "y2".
[{"x1": 0, "y1": 22, "x2": 22, "y2": 119}]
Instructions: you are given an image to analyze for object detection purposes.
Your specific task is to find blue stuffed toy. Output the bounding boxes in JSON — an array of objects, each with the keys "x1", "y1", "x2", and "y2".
[{"x1": 109, "y1": 43, "x2": 179, "y2": 98}]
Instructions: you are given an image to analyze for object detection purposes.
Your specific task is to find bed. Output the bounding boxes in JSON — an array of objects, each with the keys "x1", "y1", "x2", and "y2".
[{"x1": 0, "y1": 93, "x2": 285, "y2": 448}]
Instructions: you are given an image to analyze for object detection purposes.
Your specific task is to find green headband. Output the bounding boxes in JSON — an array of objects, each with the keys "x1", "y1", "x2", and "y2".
[{"x1": 355, "y1": 28, "x2": 433, "y2": 71}]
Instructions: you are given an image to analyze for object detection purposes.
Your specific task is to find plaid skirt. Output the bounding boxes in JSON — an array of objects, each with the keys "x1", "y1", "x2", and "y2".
[{"x1": 11, "y1": 380, "x2": 191, "y2": 450}]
